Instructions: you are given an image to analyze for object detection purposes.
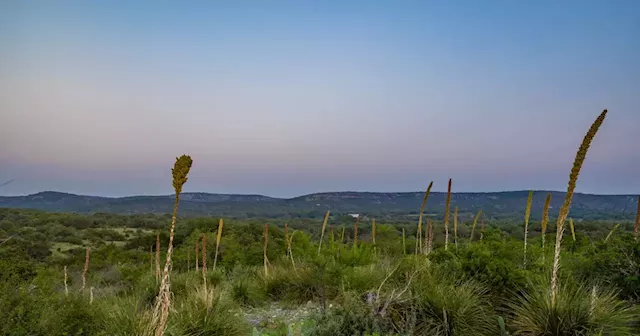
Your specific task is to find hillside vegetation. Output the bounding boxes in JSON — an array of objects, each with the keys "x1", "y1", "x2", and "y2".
[{"x1": 2, "y1": 110, "x2": 640, "y2": 335}]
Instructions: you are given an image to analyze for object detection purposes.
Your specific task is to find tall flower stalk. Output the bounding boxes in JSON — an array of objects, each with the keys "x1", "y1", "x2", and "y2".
[
  {"x1": 523, "y1": 190, "x2": 533, "y2": 267},
  {"x1": 416, "y1": 182, "x2": 433, "y2": 254},
  {"x1": 551, "y1": 109, "x2": 608, "y2": 305},
  {"x1": 152, "y1": 155, "x2": 193, "y2": 336}
]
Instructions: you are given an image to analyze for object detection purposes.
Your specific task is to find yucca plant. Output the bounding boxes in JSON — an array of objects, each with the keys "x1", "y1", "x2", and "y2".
[
  {"x1": 550, "y1": 109, "x2": 607, "y2": 305},
  {"x1": 523, "y1": 190, "x2": 533, "y2": 267},
  {"x1": 510, "y1": 279, "x2": 635, "y2": 336},
  {"x1": 416, "y1": 182, "x2": 433, "y2": 254},
  {"x1": 152, "y1": 154, "x2": 192, "y2": 336},
  {"x1": 444, "y1": 178, "x2": 452, "y2": 250}
]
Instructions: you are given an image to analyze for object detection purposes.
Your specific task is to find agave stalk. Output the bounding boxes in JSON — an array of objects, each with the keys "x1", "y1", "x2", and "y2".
[
  {"x1": 470, "y1": 210, "x2": 482, "y2": 242},
  {"x1": 416, "y1": 182, "x2": 433, "y2": 254},
  {"x1": 635, "y1": 196, "x2": 640, "y2": 242},
  {"x1": 569, "y1": 218, "x2": 576, "y2": 242},
  {"x1": 353, "y1": 215, "x2": 360, "y2": 246},
  {"x1": 523, "y1": 190, "x2": 533, "y2": 267},
  {"x1": 551, "y1": 109, "x2": 607, "y2": 305},
  {"x1": 82, "y1": 247, "x2": 90, "y2": 290},
  {"x1": 284, "y1": 223, "x2": 289, "y2": 255},
  {"x1": 195, "y1": 236, "x2": 199, "y2": 272},
  {"x1": 213, "y1": 219, "x2": 224, "y2": 270},
  {"x1": 153, "y1": 154, "x2": 192, "y2": 336},
  {"x1": 155, "y1": 233, "x2": 161, "y2": 283},
  {"x1": 444, "y1": 179, "x2": 452, "y2": 250},
  {"x1": 64, "y1": 265, "x2": 69, "y2": 296},
  {"x1": 480, "y1": 216, "x2": 485, "y2": 241},
  {"x1": 201, "y1": 233, "x2": 207, "y2": 290},
  {"x1": 453, "y1": 207, "x2": 458, "y2": 250},
  {"x1": 288, "y1": 231, "x2": 297, "y2": 271},
  {"x1": 604, "y1": 223, "x2": 620, "y2": 243},
  {"x1": 317, "y1": 210, "x2": 330, "y2": 255},
  {"x1": 264, "y1": 224, "x2": 270, "y2": 276},
  {"x1": 372, "y1": 218, "x2": 377, "y2": 245},
  {"x1": 541, "y1": 193, "x2": 551, "y2": 260},
  {"x1": 402, "y1": 228, "x2": 406, "y2": 255},
  {"x1": 426, "y1": 218, "x2": 434, "y2": 253}
]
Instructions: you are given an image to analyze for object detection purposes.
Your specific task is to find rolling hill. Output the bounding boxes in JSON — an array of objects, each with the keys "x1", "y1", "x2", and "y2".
[{"x1": 1, "y1": 190, "x2": 638, "y2": 221}]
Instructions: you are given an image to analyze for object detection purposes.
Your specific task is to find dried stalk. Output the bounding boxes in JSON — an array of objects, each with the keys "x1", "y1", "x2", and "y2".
[
  {"x1": 604, "y1": 223, "x2": 620, "y2": 243},
  {"x1": 195, "y1": 236, "x2": 199, "y2": 272},
  {"x1": 64, "y1": 266, "x2": 69, "y2": 296}
]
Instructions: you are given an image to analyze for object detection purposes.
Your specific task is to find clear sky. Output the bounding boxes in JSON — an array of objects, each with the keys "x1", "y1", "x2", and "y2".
[{"x1": 1, "y1": 1, "x2": 639, "y2": 197}]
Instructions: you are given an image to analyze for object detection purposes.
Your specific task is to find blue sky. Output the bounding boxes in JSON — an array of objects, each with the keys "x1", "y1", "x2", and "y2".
[{"x1": 1, "y1": 1, "x2": 639, "y2": 197}]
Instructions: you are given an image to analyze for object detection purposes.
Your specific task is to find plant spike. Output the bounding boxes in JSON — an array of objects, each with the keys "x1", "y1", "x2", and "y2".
[
  {"x1": 444, "y1": 179, "x2": 452, "y2": 250},
  {"x1": 551, "y1": 109, "x2": 608, "y2": 305},
  {"x1": 470, "y1": 210, "x2": 482, "y2": 242},
  {"x1": 569, "y1": 218, "x2": 576, "y2": 242},
  {"x1": 153, "y1": 154, "x2": 192, "y2": 336},
  {"x1": 416, "y1": 182, "x2": 433, "y2": 254},
  {"x1": 213, "y1": 218, "x2": 224, "y2": 270},
  {"x1": 317, "y1": 210, "x2": 330, "y2": 255},
  {"x1": 523, "y1": 190, "x2": 533, "y2": 267},
  {"x1": 635, "y1": 196, "x2": 640, "y2": 242},
  {"x1": 604, "y1": 223, "x2": 620, "y2": 243}
]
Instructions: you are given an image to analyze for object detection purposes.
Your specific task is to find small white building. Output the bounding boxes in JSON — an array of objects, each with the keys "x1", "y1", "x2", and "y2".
[{"x1": 348, "y1": 214, "x2": 360, "y2": 218}]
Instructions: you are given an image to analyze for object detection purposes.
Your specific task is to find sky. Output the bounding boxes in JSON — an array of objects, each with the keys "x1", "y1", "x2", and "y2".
[{"x1": 1, "y1": 1, "x2": 639, "y2": 198}]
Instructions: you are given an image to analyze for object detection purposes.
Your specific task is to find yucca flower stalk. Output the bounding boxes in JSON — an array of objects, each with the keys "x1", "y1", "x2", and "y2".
[
  {"x1": 353, "y1": 215, "x2": 360, "y2": 246},
  {"x1": 263, "y1": 224, "x2": 270, "y2": 276},
  {"x1": 541, "y1": 193, "x2": 551, "y2": 260},
  {"x1": 201, "y1": 233, "x2": 207, "y2": 290},
  {"x1": 64, "y1": 265, "x2": 69, "y2": 296},
  {"x1": 82, "y1": 247, "x2": 90, "y2": 290},
  {"x1": 444, "y1": 178, "x2": 452, "y2": 250},
  {"x1": 604, "y1": 223, "x2": 620, "y2": 243},
  {"x1": 635, "y1": 196, "x2": 640, "y2": 242},
  {"x1": 470, "y1": 210, "x2": 482, "y2": 242},
  {"x1": 523, "y1": 190, "x2": 533, "y2": 267},
  {"x1": 153, "y1": 154, "x2": 192, "y2": 336},
  {"x1": 480, "y1": 216, "x2": 485, "y2": 241},
  {"x1": 195, "y1": 236, "x2": 199, "y2": 272},
  {"x1": 569, "y1": 218, "x2": 576, "y2": 243},
  {"x1": 155, "y1": 233, "x2": 161, "y2": 283},
  {"x1": 213, "y1": 218, "x2": 223, "y2": 270},
  {"x1": 317, "y1": 210, "x2": 330, "y2": 255},
  {"x1": 416, "y1": 182, "x2": 433, "y2": 254},
  {"x1": 402, "y1": 228, "x2": 406, "y2": 255},
  {"x1": 453, "y1": 206, "x2": 458, "y2": 250},
  {"x1": 551, "y1": 109, "x2": 607, "y2": 305},
  {"x1": 284, "y1": 223, "x2": 289, "y2": 255},
  {"x1": 426, "y1": 218, "x2": 434, "y2": 254}
]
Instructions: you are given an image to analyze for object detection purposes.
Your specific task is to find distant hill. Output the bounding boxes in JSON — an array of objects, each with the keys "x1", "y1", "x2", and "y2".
[{"x1": 1, "y1": 190, "x2": 638, "y2": 221}]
